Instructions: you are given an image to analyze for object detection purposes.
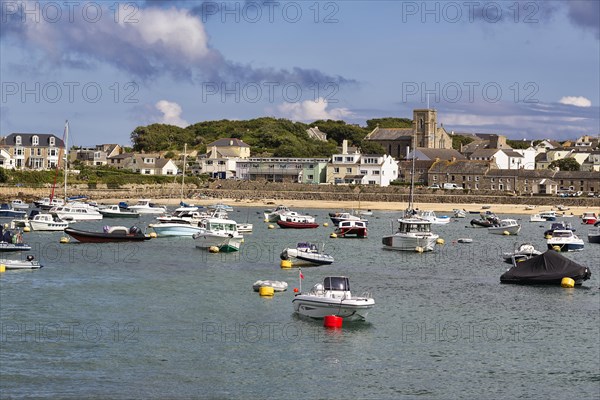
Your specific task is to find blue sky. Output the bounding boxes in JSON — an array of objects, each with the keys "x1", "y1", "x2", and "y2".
[{"x1": 1, "y1": 0, "x2": 599, "y2": 147}]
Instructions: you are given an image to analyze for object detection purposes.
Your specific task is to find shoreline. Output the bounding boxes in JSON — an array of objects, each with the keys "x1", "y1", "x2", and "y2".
[{"x1": 101, "y1": 197, "x2": 595, "y2": 216}]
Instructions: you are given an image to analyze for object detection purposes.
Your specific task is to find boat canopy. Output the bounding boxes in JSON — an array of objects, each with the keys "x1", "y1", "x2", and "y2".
[
  {"x1": 500, "y1": 250, "x2": 591, "y2": 284},
  {"x1": 324, "y1": 276, "x2": 350, "y2": 291},
  {"x1": 398, "y1": 220, "x2": 432, "y2": 233}
]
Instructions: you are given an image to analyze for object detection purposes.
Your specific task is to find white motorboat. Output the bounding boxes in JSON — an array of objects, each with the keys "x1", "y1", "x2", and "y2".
[
  {"x1": 529, "y1": 214, "x2": 546, "y2": 222},
  {"x1": 127, "y1": 199, "x2": 167, "y2": 214},
  {"x1": 457, "y1": 238, "x2": 473, "y2": 243},
  {"x1": 192, "y1": 218, "x2": 244, "y2": 252},
  {"x1": 588, "y1": 227, "x2": 600, "y2": 244},
  {"x1": 502, "y1": 243, "x2": 542, "y2": 264},
  {"x1": 10, "y1": 199, "x2": 30, "y2": 211},
  {"x1": 28, "y1": 213, "x2": 69, "y2": 231},
  {"x1": 453, "y1": 209, "x2": 467, "y2": 218},
  {"x1": 335, "y1": 220, "x2": 368, "y2": 238},
  {"x1": 0, "y1": 255, "x2": 43, "y2": 270},
  {"x1": 488, "y1": 219, "x2": 521, "y2": 235},
  {"x1": 50, "y1": 205, "x2": 103, "y2": 221},
  {"x1": 292, "y1": 276, "x2": 375, "y2": 321},
  {"x1": 382, "y1": 217, "x2": 439, "y2": 252},
  {"x1": 547, "y1": 230, "x2": 585, "y2": 252},
  {"x1": 280, "y1": 243, "x2": 334, "y2": 266},
  {"x1": 539, "y1": 211, "x2": 557, "y2": 221},
  {"x1": 418, "y1": 210, "x2": 451, "y2": 224},
  {"x1": 149, "y1": 222, "x2": 204, "y2": 237},
  {"x1": 35, "y1": 197, "x2": 65, "y2": 211},
  {"x1": 236, "y1": 223, "x2": 253, "y2": 233},
  {"x1": 252, "y1": 280, "x2": 288, "y2": 292},
  {"x1": 357, "y1": 209, "x2": 373, "y2": 217},
  {"x1": 263, "y1": 205, "x2": 290, "y2": 222},
  {"x1": 98, "y1": 205, "x2": 139, "y2": 218}
]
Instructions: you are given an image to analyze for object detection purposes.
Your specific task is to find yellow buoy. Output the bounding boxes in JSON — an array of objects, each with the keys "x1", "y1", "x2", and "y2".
[
  {"x1": 323, "y1": 222, "x2": 329, "y2": 227},
  {"x1": 415, "y1": 246, "x2": 424, "y2": 253},
  {"x1": 259, "y1": 286, "x2": 275, "y2": 296},
  {"x1": 23, "y1": 226, "x2": 31, "y2": 232},
  {"x1": 329, "y1": 232, "x2": 337, "y2": 238},
  {"x1": 545, "y1": 234, "x2": 552, "y2": 239},
  {"x1": 553, "y1": 245, "x2": 561, "y2": 252},
  {"x1": 0, "y1": 264, "x2": 5, "y2": 273},
  {"x1": 60, "y1": 236, "x2": 70, "y2": 244},
  {"x1": 503, "y1": 231, "x2": 510, "y2": 236},
  {"x1": 149, "y1": 232, "x2": 157, "y2": 238},
  {"x1": 280, "y1": 259, "x2": 292, "y2": 268},
  {"x1": 209, "y1": 246, "x2": 220, "y2": 253},
  {"x1": 436, "y1": 238, "x2": 445, "y2": 245},
  {"x1": 268, "y1": 224, "x2": 275, "y2": 229},
  {"x1": 561, "y1": 277, "x2": 575, "y2": 288}
]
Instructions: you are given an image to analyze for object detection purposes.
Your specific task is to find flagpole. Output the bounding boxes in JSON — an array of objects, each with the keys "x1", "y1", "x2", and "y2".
[{"x1": 299, "y1": 267, "x2": 302, "y2": 293}]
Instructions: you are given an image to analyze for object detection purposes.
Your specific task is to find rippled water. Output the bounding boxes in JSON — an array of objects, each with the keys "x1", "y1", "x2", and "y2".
[{"x1": 1, "y1": 208, "x2": 599, "y2": 399}]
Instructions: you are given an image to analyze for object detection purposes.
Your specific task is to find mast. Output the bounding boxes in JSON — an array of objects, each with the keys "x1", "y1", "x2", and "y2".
[
  {"x1": 181, "y1": 143, "x2": 187, "y2": 200},
  {"x1": 408, "y1": 126, "x2": 416, "y2": 213},
  {"x1": 64, "y1": 120, "x2": 69, "y2": 201}
]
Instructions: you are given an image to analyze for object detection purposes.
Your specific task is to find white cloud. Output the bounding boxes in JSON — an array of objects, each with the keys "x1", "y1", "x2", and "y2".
[
  {"x1": 559, "y1": 96, "x2": 592, "y2": 107},
  {"x1": 277, "y1": 98, "x2": 353, "y2": 121},
  {"x1": 155, "y1": 100, "x2": 188, "y2": 127}
]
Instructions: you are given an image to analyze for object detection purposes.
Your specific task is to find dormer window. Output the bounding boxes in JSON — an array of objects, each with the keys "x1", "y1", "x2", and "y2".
[
  {"x1": 49, "y1": 137, "x2": 55, "y2": 146},
  {"x1": 32, "y1": 135, "x2": 39, "y2": 146},
  {"x1": 15, "y1": 135, "x2": 22, "y2": 145}
]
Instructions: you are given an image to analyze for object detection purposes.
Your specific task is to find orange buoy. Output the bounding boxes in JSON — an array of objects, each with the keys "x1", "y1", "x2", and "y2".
[{"x1": 323, "y1": 315, "x2": 343, "y2": 329}]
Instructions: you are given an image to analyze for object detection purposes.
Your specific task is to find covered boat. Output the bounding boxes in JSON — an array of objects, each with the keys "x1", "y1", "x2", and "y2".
[
  {"x1": 280, "y1": 243, "x2": 334, "y2": 266},
  {"x1": 588, "y1": 227, "x2": 600, "y2": 244},
  {"x1": 263, "y1": 205, "x2": 290, "y2": 222},
  {"x1": 64, "y1": 226, "x2": 150, "y2": 243},
  {"x1": 252, "y1": 280, "x2": 288, "y2": 292},
  {"x1": 500, "y1": 250, "x2": 591, "y2": 285},
  {"x1": 192, "y1": 218, "x2": 243, "y2": 252},
  {"x1": 292, "y1": 276, "x2": 375, "y2": 321}
]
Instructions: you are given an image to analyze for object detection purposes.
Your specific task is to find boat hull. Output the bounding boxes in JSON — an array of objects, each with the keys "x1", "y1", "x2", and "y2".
[
  {"x1": 588, "y1": 234, "x2": 600, "y2": 244},
  {"x1": 150, "y1": 223, "x2": 203, "y2": 237},
  {"x1": 99, "y1": 211, "x2": 139, "y2": 218},
  {"x1": 381, "y1": 234, "x2": 438, "y2": 252},
  {"x1": 64, "y1": 228, "x2": 150, "y2": 243},
  {"x1": 292, "y1": 296, "x2": 374, "y2": 321},
  {"x1": 546, "y1": 242, "x2": 584, "y2": 252},
  {"x1": 335, "y1": 227, "x2": 367, "y2": 238},
  {"x1": 0, "y1": 242, "x2": 32, "y2": 252},
  {"x1": 29, "y1": 220, "x2": 69, "y2": 231},
  {"x1": 0, "y1": 259, "x2": 43, "y2": 269},
  {"x1": 276, "y1": 220, "x2": 319, "y2": 229},
  {"x1": 488, "y1": 225, "x2": 521, "y2": 235},
  {"x1": 194, "y1": 234, "x2": 243, "y2": 252}
]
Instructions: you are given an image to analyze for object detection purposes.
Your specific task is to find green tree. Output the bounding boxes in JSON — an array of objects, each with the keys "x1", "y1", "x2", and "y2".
[
  {"x1": 506, "y1": 139, "x2": 533, "y2": 149},
  {"x1": 549, "y1": 158, "x2": 580, "y2": 171},
  {"x1": 366, "y1": 118, "x2": 412, "y2": 130},
  {"x1": 359, "y1": 140, "x2": 386, "y2": 155},
  {"x1": 451, "y1": 134, "x2": 474, "y2": 150},
  {"x1": 0, "y1": 168, "x2": 7, "y2": 183}
]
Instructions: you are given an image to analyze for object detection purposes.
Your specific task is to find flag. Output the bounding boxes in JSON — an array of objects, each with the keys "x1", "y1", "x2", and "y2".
[{"x1": 299, "y1": 270, "x2": 304, "y2": 280}]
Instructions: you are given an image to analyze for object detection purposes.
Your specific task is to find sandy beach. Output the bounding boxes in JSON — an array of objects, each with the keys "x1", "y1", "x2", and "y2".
[{"x1": 104, "y1": 197, "x2": 596, "y2": 216}]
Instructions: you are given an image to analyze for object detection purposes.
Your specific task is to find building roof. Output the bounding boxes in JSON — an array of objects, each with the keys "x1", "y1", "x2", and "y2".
[
  {"x1": 207, "y1": 138, "x2": 250, "y2": 148},
  {"x1": 412, "y1": 148, "x2": 466, "y2": 161},
  {"x1": 4, "y1": 133, "x2": 65, "y2": 148},
  {"x1": 306, "y1": 127, "x2": 327, "y2": 141},
  {"x1": 367, "y1": 127, "x2": 414, "y2": 141},
  {"x1": 469, "y1": 149, "x2": 500, "y2": 159},
  {"x1": 429, "y1": 160, "x2": 490, "y2": 174},
  {"x1": 155, "y1": 158, "x2": 175, "y2": 169},
  {"x1": 501, "y1": 150, "x2": 524, "y2": 158}
]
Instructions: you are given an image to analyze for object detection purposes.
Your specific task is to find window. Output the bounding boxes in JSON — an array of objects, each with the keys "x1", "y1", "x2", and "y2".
[
  {"x1": 491, "y1": 185, "x2": 495, "y2": 190},
  {"x1": 218, "y1": 161, "x2": 226, "y2": 165},
  {"x1": 206, "y1": 160, "x2": 213, "y2": 165},
  {"x1": 433, "y1": 175, "x2": 437, "y2": 181},
  {"x1": 15, "y1": 136, "x2": 21, "y2": 145},
  {"x1": 368, "y1": 180, "x2": 376, "y2": 185},
  {"x1": 360, "y1": 170, "x2": 367, "y2": 175},
  {"x1": 373, "y1": 170, "x2": 380, "y2": 175},
  {"x1": 499, "y1": 184, "x2": 504, "y2": 191},
  {"x1": 32, "y1": 135, "x2": 39, "y2": 146},
  {"x1": 491, "y1": 178, "x2": 495, "y2": 182},
  {"x1": 308, "y1": 164, "x2": 314, "y2": 169},
  {"x1": 346, "y1": 167, "x2": 352, "y2": 173},
  {"x1": 451, "y1": 175, "x2": 455, "y2": 181},
  {"x1": 475, "y1": 176, "x2": 480, "y2": 181},
  {"x1": 49, "y1": 137, "x2": 55, "y2": 146},
  {"x1": 334, "y1": 156, "x2": 343, "y2": 162},
  {"x1": 467, "y1": 176, "x2": 471, "y2": 181},
  {"x1": 307, "y1": 175, "x2": 314, "y2": 180},
  {"x1": 345, "y1": 157, "x2": 353, "y2": 162},
  {"x1": 334, "y1": 167, "x2": 340, "y2": 173},
  {"x1": 463, "y1": 176, "x2": 466, "y2": 181}
]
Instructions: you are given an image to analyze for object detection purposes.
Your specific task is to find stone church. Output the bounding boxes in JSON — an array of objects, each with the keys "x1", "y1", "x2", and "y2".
[{"x1": 365, "y1": 109, "x2": 453, "y2": 160}]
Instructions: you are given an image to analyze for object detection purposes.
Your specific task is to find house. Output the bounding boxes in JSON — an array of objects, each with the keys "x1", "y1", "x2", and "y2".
[
  {"x1": 107, "y1": 153, "x2": 178, "y2": 175},
  {"x1": 581, "y1": 150, "x2": 600, "y2": 172},
  {"x1": 469, "y1": 148, "x2": 533, "y2": 170},
  {"x1": 461, "y1": 134, "x2": 511, "y2": 157},
  {"x1": 0, "y1": 148, "x2": 14, "y2": 169},
  {"x1": 70, "y1": 144, "x2": 122, "y2": 166},
  {"x1": 236, "y1": 157, "x2": 329, "y2": 183},
  {"x1": 365, "y1": 109, "x2": 453, "y2": 160},
  {"x1": 306, "y1": 126, "x2": 327, "y2": 142},
  {"x1": 326, "y1": 140, "x2": 397, "y2": 186},
  {"x1": 0, "y1": 133, "x2": 65, "y2": 170},
  {"x1": 535, "y1": 139, "x2": 562, "y2": 152},
  {"x1": 206, "y1": 138, "x2": 250, "y2": 158},
  {"x1": 107, "y1": 153, "x2": 134, "y2": 170},
  {"x1": 195, "y1": 138, "x2": 251, "y2": 178},
  {"x1": 534, "y1": 178, "x2": 559, "y2": 195},
  {"x1": 427, "y1": 160, "x2": 491, "y2": 190},
  {"x1": 397, "y1": 160, "x2": 435, "y2": 186},
  {"x1": 573, "y1": 135, "x2": 599, "y2": 149}
]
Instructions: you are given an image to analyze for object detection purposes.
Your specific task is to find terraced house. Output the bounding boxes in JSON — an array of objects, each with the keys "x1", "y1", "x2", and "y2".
[{"x1": 0, "y1": 133, "x2": 65, "y2": 170}]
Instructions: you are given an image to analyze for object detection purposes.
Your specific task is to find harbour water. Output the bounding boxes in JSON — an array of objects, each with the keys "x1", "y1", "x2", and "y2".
[{"x1": 1, "y1": 208, "x2": 599, "y2": 399}]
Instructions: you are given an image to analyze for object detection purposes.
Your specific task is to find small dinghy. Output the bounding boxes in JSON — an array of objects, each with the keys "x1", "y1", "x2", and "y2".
[
  {"x1": 457, "y1": 238, "x2": 472, "y2": 243},
  {"x1": 280, "y1": 243, "x2": 334, "y2": 266},
  {"x1": 252, "y1": 280, "x2": 288, "y2": 292},
  {"x1": 1, "y1": 255, "x2": 43, "y2": 270}
]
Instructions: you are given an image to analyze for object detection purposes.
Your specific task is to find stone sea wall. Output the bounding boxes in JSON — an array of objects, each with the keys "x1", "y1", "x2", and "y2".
[{"x1": 2, "y1": 180, "x2": 600, "y2": 207}]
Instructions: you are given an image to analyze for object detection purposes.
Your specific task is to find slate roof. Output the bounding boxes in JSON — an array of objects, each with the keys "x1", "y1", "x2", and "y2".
[
  {"x1": 207, "y1": 138, "x2": 250, "y2": 147},
  {"x1": 502, "y1": 150, "x2": 524, "y2": 158},
  {"x1": 428, "y1": 160, "x2": 490, "y2": 174},
  {"x1": 367, "y1": 128, "x2": 414, "y2": 141},
  {"x1": 413, "y1": 148, "x2": 466, "y2": 161},
  {"x1": 469, "y1": 149, "x2": 500, "y2": 159},
  {"x1": 4, "y1": 133, "x2": 65, "y2": 148}
]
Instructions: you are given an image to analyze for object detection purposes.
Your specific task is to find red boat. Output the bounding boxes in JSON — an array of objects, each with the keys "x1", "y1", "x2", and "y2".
[
  {"x1": 335, "y1": 220, "x2": 368, "y2": 238},
  {"x1": 276, "y1": 214, "x2": 319, "y2": 229},
  {"x1": 64, "y1": 226, "x2": 151, "y2": 243},
  {"x1": 582, "y1": 212, "x2": 598, "y2": 225}
]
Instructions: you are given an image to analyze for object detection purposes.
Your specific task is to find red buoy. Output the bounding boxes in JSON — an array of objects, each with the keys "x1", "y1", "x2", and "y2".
[{"x1": 323, "y1": 315, "x2": 343, "y2": 329}]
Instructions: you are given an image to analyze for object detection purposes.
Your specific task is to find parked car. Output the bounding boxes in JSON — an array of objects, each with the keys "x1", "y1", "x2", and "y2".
[
  {"x1": 443, "y1": 183, "x2": 462, "y2": 190},
  {"x1": 427, "y1": 184, "x2": 441, "y2": 189}
]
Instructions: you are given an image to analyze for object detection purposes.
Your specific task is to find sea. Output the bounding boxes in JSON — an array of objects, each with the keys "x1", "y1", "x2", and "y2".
[{"x1": 1, "y1": 207, "x2": 599, "y2": 399}]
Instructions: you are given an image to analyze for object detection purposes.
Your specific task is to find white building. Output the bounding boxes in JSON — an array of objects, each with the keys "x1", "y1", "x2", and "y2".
[{"x1": 327, "y1": 140, "x2": 398, "y2": 186}]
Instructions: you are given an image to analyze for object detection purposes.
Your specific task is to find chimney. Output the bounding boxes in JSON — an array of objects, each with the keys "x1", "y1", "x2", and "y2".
[
  {"x1": 211, "y1": 146, "x2": 217, "y2": 158},
  {"x1": 229, "y1": 139, "x2": 233, "y2": 146},
  {"x1": 342, "y1": 139, "x2": 348, "y2": 155}
]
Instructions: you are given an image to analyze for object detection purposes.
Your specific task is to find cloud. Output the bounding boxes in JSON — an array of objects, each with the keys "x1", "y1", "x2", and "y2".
[
  {"x1": 0, "y1": 2, "x2": 355, "y2": 86},
  {"x1": 565, "y1": 0, "x2": 600, "y2": 39},
  {"x1": 559, "y1": 96, "x2": 592, "y2": 107},
  {"x1": 155, "y1": 100, "x2": 188, "y2": 127},
  {"x1": 277, "y1": 98, "x2": 353, "y2": 121}
]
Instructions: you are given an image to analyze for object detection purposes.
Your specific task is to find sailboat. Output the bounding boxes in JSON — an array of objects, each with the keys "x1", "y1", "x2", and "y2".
[
  {"x1": 381, "y1": 127, "x2": 439, "y2": 252},
  {"x1": 35, "y1": 121, "x2": 69, "y2": 211}
]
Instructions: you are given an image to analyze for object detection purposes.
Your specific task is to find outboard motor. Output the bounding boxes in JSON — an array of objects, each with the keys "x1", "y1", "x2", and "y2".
[{"x1": 26, "y1": 255, "x2": 35, "y2": 261}]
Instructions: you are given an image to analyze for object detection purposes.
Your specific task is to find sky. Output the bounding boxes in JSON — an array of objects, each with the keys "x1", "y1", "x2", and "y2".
[{"x1": 1, "y1": 0, "x2": 599, "y2": 147}]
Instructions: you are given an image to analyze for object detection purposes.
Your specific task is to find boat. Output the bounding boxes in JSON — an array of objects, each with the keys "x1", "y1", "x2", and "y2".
[
  {"x1": 457, "y1": 238, "x2": 472, "y2": 243},
  {"x1": 192, "y1": 218, "x2": 243, "y2": 252},
  {"x1": 335, "y1": 220, "x2": 367, "y2": 238},
  {"x1": 529, "y1": 214, "x2": 547, "y2": 223},
  {"x1": 280, "y1": 243, "x2": 335, "y2": 266},
  {"x1": 539, "y1": 210, "x2": 556, "y2": 221},
  {"x1": 127, "y1": 199, "x2": 167, "y2": 214},
  {"x1": 209, "y1": 203, "x2": 233, "y2": 212},
  {"x1": 35, "y1": 197, "x2": 65, "y2": 211},
  {"x1": 453, "y1": 209, "x2": 467, "y2": 218},
  {"x1": 252, "y1": 280, "x2": 288, "y2": 292},
  {"x1": 556, "y1": 205, "x2": 570, "y2": 211},
  {"x1": 525, "y1": 205, "x2": 536, "y2": 210},
  {"x1": 149, "y1": 222, "x2": 205, "y2": 237},
  {"x1": 544, "y1": 221, "x2": 575, "y2": 237},
  {"x1": 488, "y1": 219, "x2": 521, "y2": 235},
  {"x1": 418, "y1": 210, "x2": 451, "y2": 225},
  {"x1": 236, "y1": 223, "x2": 253, "y2": 233},
  {"x1": 28, "y1": 213, "x2": 69, "y2": 231},
  {"x1": 470, "y1": 212, "x2": 499, "y2": 228},
  {"x1": 0, "y1": 204, "x2": 26, "y2": 219},
  {"x1": 64, "y1": 226, "x2": 150, "y2": 243},
  {"x1": 328, "y1": 212, "x2": 366, "y2": 225},
  {"x1": 581, "y1": 212, "x2": 598, "y2": 225},
  {"x1": 588, "y1": 227, "x2": 600, "y2": 244},
  {"x1": 382, "y1": 217, "x2": 439, "y2": 252},
  {"x1": 98, "y1": 205, "x2": 139, "y2": 218},
  {"x1": 546, "y1": 230, "x2": 585, "y2": 252},
  {"x1": 502, "y1": 243, "x2": 542, "y2": 264},
  {"x1": 10, "y1": 199, "x2": 30, "y2": 211},
  {"x1": 0, "y1": 242, "x2": 32, "y2": 252},
  {"x1": 263, "y1": 205, "x2": 290, "y2": 222},
  {"x1": 292, "y1": 276, "x2": 375, "y2": 321},
  {"x1": 0, "y1": 255, "x2": 43, "y2": 270},
  {"x1": 357, "y1": 209, "x2": 373, "y2": 217},
  {"x1": 500, "y1": 250, "x2": 591, "y2": 285},
  {"x1": 50, "y1": 204, "x2": 103, "y2": 221},
  {"x1": 276, "y1": 213, "x2": 319, "y2": 229}
]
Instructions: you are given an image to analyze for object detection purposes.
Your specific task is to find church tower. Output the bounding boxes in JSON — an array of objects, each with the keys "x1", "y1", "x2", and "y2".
[{"x1": 413, "y1": 109, "x2": 437, "y2": 148}]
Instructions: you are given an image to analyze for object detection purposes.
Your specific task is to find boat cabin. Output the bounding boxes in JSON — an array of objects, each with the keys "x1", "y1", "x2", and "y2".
[
  {"x1": 324, "y1": 276, "x2": 350, "y2": 292},
  {"x1": 297, "y1": 243, "x2": 319, "y2": 252},
  {"x1": 396, "y1": 219, "x2": 433, "y2": 233}
]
